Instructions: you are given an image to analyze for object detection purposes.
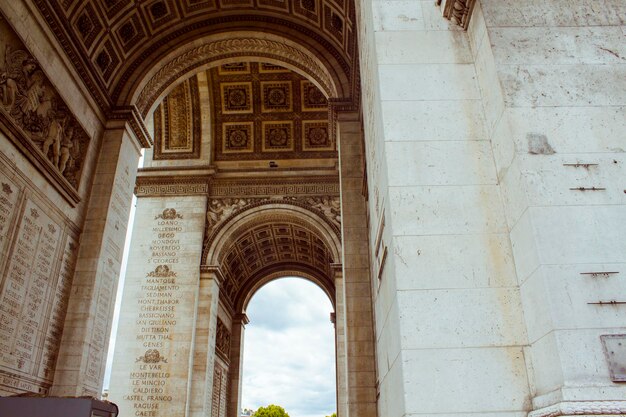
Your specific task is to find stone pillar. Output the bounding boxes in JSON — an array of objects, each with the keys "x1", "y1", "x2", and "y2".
[
  {"x1": 336, "y1": 112, "x2": 377, "y2": 417},
  {"x1": 51, "y1": 121, "x2": 142, "y2": 396},
  {"x1": 332, "y1": 264, "x2": 348, "y2": 417},
  {"x1": 108, "y1": 194, "x2": 207, "y2": 416},
  {"x1": 189, "y1": 268, "x2": 221, "y2": 417},
  {"x1": 356, "y1": 1, "x2": 531, "y2": 416},
  {"x1": 468, "y1": 1, "x2": 626, "y2": 414},
  {"x1": 227, "y1": 313, "x2": 248, "y2": 417}
]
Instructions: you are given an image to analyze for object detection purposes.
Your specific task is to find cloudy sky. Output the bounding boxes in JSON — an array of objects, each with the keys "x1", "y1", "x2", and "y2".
[{"x1": 241, "y1": 278, "x2": 337, "y2": 417}]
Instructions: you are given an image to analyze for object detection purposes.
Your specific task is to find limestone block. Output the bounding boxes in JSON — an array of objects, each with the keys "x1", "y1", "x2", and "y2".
[
  {"x1": 397, "y1": 288, "x2": 527, "y2": 348},
  {"x1": 519, "y1": 267, "x2": 554, "y2": 344},
  {"x1": 375, "y1": 295, "x2": 401, "y2": 379},
  {"x1": 498, "y1": 64, "x2": 626, "y2": 107},
  {"x1": 378, "y1": 64, "x2": 480, "y2": 101},
  {"x1": 490, "y1": 111, "x2": 516, "y2": 176},
  {"x1": 510, "y1": 210, "x2": 540, "y2": 284},
  {"x1": 420, "y1": 0, "x2": 463, "y2": 31},
  {"x1": 505, "y1": 106, "x2": 626, "y2": 154},
  {"x1": 474, "y1": 29, "x2": 505, "y2": 134},
  {"x1": 377, "y1": 356, "x2": 405, "y2": 417},
  {"x1": 381, "y1": 100, "x2": 487, "y2": 142},
  {"x1": 516, "y1": 154, "x2": 626, "y2": 207},
  {"x1": 527, "y1": 331, "x2": 565, "y2": 396},
  {"x1": 556, "y1": 328, "x2": 626, "y2": 388},
  {"x1": 529, "y1": 205, "x2": 626, "y2": 265},
  {"x1": 401, "y1": 347, "x2": 530, "y2": 413},
  {"x1": 467, "y1": 0, "x2": 487, "y2": 59},
  {"x1": 385, "y1": 141, "x2": 497, "y2": 186},
  {"x1": 372, "y1": 0, "x2": 423, "y2": 31},
  {"x1": 388, "y1": 185, "x2": 507, "y2": 236},
  {"x1": 480, "y1": 0, "x2": 626, "y2": 27},
  {"x1": 391, "y1": 234, "x2": 517, "y2": 290},
  {"x1": 530, "y1": 264, "x2": 626, "y2": 334},
  {"x1": 375, "y1": 31, "x2": 471, "y2": 64},
  {"x1": 489, "y1": 27, "x2": 626, "y2": 65}
]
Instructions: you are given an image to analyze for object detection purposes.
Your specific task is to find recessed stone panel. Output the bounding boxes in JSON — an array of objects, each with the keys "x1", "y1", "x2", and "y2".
[
  {"x1": 303, "y1": 120, "x2": 332, "y2": 151},
  {"x1": 261, "y1": 81, "x2": 293, "y2": 113},
  {"x1": 222, "y1": 122, "x2": 254, "y2": 153},
  {"x1": 301, "y1": 80, "x2": 328, "y2": 111},
  {"x1": 220, "y1": 82, "x2": 253, "y2": 114},
  {"x1": 262, "y1": 121, "x2": 294, "y2": 152}
]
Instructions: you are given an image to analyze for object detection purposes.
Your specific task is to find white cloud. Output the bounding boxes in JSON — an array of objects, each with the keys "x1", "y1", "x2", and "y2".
[{"x1": 241, "y1": 278, "x2": 336, "y2": 417}]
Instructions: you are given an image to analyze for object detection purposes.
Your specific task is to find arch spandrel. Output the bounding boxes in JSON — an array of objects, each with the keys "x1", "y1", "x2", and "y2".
[
  {"x1": 202, "y1": 202, "x2": 341, "y2": 311},
  {"x1": 203, "y1": 202, "x2": 341, "y2": 266}
]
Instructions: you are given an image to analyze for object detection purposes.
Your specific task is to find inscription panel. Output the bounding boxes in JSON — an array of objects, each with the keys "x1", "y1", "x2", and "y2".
[
  {"x1": 0, "y1": 173, "x2": 21, "y2": 265},
  {"x1": 109, "y1": 198, "x2": 205, "y2": 417},
  {"x1": 0, "y1": 196, "x2": 76, "y2": 395}
]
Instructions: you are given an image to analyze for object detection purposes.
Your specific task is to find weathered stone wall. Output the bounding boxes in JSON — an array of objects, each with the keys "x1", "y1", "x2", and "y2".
[
  {"x1": 360, "y1": 0, "x2": 626, "y2": 416},
  {"x1": 471, "y1": 0, "x2": 626, "y2": 411},
  {"x1": 358, "y1": 1, "x2": 531, "y2": 416}
]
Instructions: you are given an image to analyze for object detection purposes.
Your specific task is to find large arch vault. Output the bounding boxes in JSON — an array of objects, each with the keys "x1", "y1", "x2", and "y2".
[{"x1": 1, "y1": 2, "x2": 624, "y2": 417}]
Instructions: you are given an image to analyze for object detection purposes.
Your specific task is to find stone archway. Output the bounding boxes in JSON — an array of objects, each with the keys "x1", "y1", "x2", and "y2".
[
  {"x1": 106, "y1": 49, "x2": 375, "y2": 417},
  {"x1": 199, "y1": 202, "x2": 344, "y2": 417}
]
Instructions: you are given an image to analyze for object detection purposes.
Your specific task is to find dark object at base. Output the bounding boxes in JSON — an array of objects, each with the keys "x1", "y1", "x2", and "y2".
[{"x1": 0, "y1": 396, "x2": 118, "y2": 417}]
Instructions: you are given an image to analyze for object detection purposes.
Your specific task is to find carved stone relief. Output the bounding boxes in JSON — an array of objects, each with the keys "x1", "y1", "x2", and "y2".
[
  {"x1": 215, "y1": 318, "x2": 231, "y2": 362},
  {"x1": 0, "y1": 15, "x2": 90, "y2": 192}
]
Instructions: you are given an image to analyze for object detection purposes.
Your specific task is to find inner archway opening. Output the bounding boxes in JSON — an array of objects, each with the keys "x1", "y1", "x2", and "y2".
[{"x1": 241, "y1": 277, "x2": 336, "y2": 417}]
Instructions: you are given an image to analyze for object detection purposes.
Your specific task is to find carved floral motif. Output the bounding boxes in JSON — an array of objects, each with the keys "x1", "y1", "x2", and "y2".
[
  {"x1": 136, "y1": 349, "x2": 168, "y2": 364},
  {"x1": 155, "y1": 207, "x2": 183, "y2": 220},
  {"x1": 147, "y1": 265, "x2": 177, "y2": 278}
]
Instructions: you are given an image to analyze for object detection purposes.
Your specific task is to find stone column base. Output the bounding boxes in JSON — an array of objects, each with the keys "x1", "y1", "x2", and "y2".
[{"x1": 529, "y1": 401, "x2": 626, "y2": 417}]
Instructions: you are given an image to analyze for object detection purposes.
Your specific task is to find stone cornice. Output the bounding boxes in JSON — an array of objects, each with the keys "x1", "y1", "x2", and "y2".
[
  {"x1": 135, "y1": 175, "x2": 211, "y2": 197},
  {"x1": 135, "y1": 174, "x2": 341, "y2": 198},
  {"x1": 529, "y1": 401, "x2": 626, "y2": 417},
  {"x1": 210, "y1": 176, "x2": 340, "y2": 198},
  {"x1": 442, "y1": 0, "x2": 476, "y2": 30},
  {"x1": 107, "y1": 106, "x2": 153, "y2": 148}
]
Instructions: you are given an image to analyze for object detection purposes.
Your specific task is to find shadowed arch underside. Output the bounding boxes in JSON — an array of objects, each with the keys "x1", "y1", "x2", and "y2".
[{"x1": 203, "y1": 203, "x2": 341, "y2": 312}]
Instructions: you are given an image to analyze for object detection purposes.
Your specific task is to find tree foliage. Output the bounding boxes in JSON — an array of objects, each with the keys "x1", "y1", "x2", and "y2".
[
  {"x1": 326, "y1": 413, "x2": 337, "y2": 417},
  {"x1": 253, "y1": 404, "x2": 290, "y2": 417}
]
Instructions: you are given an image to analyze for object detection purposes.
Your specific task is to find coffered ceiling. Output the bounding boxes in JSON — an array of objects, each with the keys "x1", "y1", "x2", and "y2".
[{"x1": 32, "y1": 0, "x2": 358, "y2": 112}]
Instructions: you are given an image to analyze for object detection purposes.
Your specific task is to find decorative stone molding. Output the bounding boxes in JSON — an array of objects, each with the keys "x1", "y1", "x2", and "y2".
[
  {"x1": 529, "y1": 401, "x2": 626, "y2": 417},
  {"x1": 107, "y1": 105, "x2": 153, "y2": 148},
  {"x1": 134, "y1": 175, "x2": 210, "y2": 197},
  {"x1": 136, "y1": 37, "x2": 336, "y2": 117},
  {"x1": 210, "y1": 177, "x2": 339, "y2": 198},
  {"x1": 442, "y1": 0, "x2": 476, "y2": 30}
]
